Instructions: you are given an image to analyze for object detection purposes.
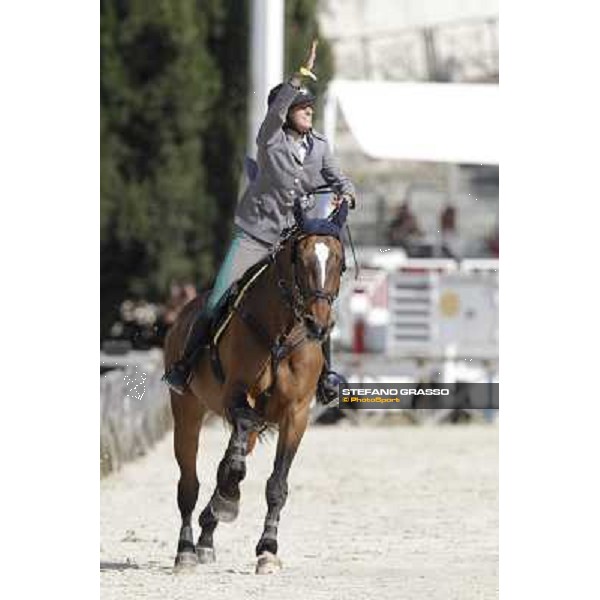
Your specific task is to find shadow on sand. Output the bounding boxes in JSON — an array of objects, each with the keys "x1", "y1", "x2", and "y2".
[
  {"x1": 100, "y1": 561, "x2": 140, "y2": 572},
  {"x1": 100, "y1": 560, "x2": 174, "y2": 574}
]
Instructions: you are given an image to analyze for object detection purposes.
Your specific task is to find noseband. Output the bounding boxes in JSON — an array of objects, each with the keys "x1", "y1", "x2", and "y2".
[{"x1": 300, "y1": 286, "x2": 337, "y2": 306}]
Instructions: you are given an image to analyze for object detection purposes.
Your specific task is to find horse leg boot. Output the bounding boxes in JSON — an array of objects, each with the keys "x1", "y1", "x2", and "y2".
[
  {"x1": 197, "y1": 391, "x2": 263, "y2": 562},
  {"x1": 255, "y1": 401, "x2": 310, "y2": 574},
  {"x1": 163, "y1": 309, "x2": 213, "y2": 395},
  {"x1": 196, "y1": 429, "x2": 245, "y2": 563},
  {"x1": 316, "y1": 334, "x2": 348, "y2": 405}
]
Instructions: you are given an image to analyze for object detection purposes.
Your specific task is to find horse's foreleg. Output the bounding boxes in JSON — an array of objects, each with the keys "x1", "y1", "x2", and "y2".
[
  {"x1": 197, "y1": 389, "x2": 263, "y2": 562},
  {"x1": 255, "y1": 399, "x2": 310, "y2": 574},
  {"x1": 172, "y1": 392, "x2": 205, "y2": 570}
]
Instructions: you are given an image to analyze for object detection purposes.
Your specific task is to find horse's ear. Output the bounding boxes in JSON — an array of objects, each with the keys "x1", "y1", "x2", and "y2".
[
  {"x1": 293, "y1": 196, "x2": 304, "y2": 228},
  {"x1": 332, "y1": 200, "x2": 349, "y2": 228}
]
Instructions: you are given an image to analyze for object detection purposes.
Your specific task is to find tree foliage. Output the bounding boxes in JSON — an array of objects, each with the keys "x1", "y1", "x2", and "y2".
[
  {"x1": 101, "y1": 0, "x2": 330, "y2": 338},
  {"x1": 101, "y1": 0, "x2": 249, "y2": 336}
]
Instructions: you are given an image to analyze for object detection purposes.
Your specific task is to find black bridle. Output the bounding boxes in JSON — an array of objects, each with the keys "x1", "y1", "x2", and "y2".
[
  {"x1": 270, "y1": 195, "x2": 356, "y2": 341},
  {"x1": 300, "y1": 285, "x2": 337, "y2": 306},
  {"x1": 292, "y1": 233, "x2": 340, "y2": 307},
  {"x1": 272, "y1": 230, "x2": 342, "y2": 340}
]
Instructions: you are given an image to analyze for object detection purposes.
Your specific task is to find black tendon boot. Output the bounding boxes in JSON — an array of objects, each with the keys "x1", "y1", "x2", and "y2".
[
  {"x1": 162, "y1": 311, "x2": 213, "y2": 395},
  {"x1": 316, "y1": 335, "x2": 348, "y2": 406}
]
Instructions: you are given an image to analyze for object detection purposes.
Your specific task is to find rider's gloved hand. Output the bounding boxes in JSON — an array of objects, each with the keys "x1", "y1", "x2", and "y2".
[{"x1": 332, "y1": 193, "x2": 355, "y2": 209}]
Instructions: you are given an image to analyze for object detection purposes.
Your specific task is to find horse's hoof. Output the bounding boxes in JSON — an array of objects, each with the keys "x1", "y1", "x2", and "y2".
[
  {"x1": 196, "y1": 545, "x2": 216, "y2": 564},
  {"x1": 174, "y1": 551, "x2": 198, "y2": 572},
  {"x1": 210, "y1": 490, "x2": 239, "y2": 523},
  {"x1": 255, "y1": 551, "x2": 282, "y2": 575}
]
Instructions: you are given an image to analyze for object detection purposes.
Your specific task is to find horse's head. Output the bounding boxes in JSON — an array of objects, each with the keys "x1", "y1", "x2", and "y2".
[
  {"x1": 293, "y1": 234, "x2": 344, "y2": 340},
  {"x1": 282, "y1": 198, "x2": 349, "y2": 341}
]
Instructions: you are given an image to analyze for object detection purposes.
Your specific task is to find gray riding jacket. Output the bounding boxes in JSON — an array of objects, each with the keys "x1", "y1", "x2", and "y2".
[{"x1": 234, "y1": 80, "x2": 355, "y2": 246}]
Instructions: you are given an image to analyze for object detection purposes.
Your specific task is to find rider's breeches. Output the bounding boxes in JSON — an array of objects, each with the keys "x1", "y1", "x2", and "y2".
[{"x1": 205, "y1": 226, "x2": 271, "y2": 313}]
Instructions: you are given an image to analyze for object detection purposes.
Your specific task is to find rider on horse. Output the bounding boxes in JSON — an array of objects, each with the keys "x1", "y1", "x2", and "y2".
[{"x1": 163, "y1": 40, "x2": 355, "y2": 404}]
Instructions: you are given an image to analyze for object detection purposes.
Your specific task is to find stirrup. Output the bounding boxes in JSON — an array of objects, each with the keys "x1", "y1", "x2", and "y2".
[{"x1": 316, "y1": 370, "x2": 347, "y2": 406}]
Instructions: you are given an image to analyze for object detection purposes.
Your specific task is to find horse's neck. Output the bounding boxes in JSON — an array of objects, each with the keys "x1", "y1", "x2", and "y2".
[{"x1": 244, "y1": 249, "x2": 295, "y2": 337}]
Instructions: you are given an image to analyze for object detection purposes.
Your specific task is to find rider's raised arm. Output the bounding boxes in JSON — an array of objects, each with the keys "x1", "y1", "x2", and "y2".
[
  {"x1": 320, "y1": 139, "x2": 356, "y2": 201},
  {"x1": 256, "y1": 75, "x2": 303, "y2": 145}
]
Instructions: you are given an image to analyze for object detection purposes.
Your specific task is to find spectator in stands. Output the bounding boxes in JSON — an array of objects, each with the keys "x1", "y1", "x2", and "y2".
[
  {"x1": 440, "y1": 202, "x2": 459, "y2": 258},
  {"x1": 181, "y1": 282, "x2": 197, "y2": 305},
  {"x1": 486, "y1": 225, "x2": 499, "y2": 258},
  {"x1": 387, "y1": 200, "x2": 423, "y2": 252},
  {"x1": 163, "y1": 282, "x2": 182, "y2": 327},
  {"x1": 163, "y1": 280, "x2": 196, "y2": 327},
  {"x1": 440, "y1": 203, "x2": 456, "y2": 233}
]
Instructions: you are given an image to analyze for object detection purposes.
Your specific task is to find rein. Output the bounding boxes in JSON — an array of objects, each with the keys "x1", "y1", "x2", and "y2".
[
  {"x1": 214, "y1": 198, "x2": 353, "y2": 404},
  {"x1": 233, "y1": 229, "x2": 343, "y2": 404}
]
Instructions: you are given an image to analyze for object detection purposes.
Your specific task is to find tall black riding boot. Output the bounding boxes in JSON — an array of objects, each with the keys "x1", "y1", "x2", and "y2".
[
  {"x1": 162, "y1": 310, "x2": 213, "y2": 395},
  {"x1": 316, "y1": 335, "x2": 348, "y2": 406}
]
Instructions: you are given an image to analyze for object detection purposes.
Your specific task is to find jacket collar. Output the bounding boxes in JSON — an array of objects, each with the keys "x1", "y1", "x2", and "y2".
[{"x1": 285, "y1": 129, "x2": 313, "y2": 165}]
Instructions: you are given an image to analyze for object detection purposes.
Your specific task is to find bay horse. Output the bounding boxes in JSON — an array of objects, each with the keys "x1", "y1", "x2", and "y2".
[{"x1": 163, "y1": 200, "x2": 349, "y2": 574}]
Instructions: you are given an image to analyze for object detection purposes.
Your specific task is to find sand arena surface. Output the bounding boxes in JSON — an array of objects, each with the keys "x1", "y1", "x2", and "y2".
[{"x1": 101, "y1": 422, "x2": 498, "y2": 599}]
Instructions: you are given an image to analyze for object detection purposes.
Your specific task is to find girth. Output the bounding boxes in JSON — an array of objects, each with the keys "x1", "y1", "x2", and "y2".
[{"x1": 239, "y1": 308, "x2": 309, "y2": 378}]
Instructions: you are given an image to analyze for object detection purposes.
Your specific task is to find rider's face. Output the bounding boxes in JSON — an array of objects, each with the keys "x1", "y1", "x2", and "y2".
[{"x1": 289, "y1": 104, "x2": 313, "y2": 133}]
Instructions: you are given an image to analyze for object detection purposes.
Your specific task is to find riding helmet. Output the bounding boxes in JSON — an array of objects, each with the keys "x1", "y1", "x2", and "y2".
[{"x1": 267, "y1": 83, "x2": 316, "y2": 110}]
